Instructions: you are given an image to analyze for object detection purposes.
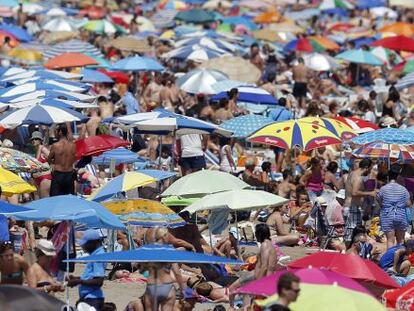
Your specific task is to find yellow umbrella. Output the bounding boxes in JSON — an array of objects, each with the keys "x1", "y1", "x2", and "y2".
[
  {"x1": 160, "y1": 30, "x2": 175, "y2": 39},
  {"x1": 7, "y1": 48, "x2": 43, "y2": 65},
  {"x1": 0, "y1": 167, "x2": 36, "y2": 196},
  {"x1": 248, "y1": 119, "x2": 342, "y2": 151},
  {"x1": 300, "y1": 117, "x2": 357, "y2": 140},
  {"x1": 106, "y1": 37, "x2": 152, "y2": 53}
]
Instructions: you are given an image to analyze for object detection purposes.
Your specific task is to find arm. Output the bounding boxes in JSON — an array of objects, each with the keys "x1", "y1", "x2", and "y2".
[
  {"x1": 299, "y1": 170, "x2": 311, "y2": 186},
  {"x1": 167, "y1": 233, "x2": 196, "y2": 252},
  {"x1": 65, "y1": 122, "x2": 73, "y2": 141},
  {"x1": 255, "y1": 246, "x2": 270, "y2": 278},
  {"x1": 275, "y1": 213, "x2": 290, "y2": 236},
  {"x1": 47, "y1": 144, "x2": 55, "y2": 164},
  {"x1": 352, "y1": 177, "x2": 375, "y2": 197},
  {"x1": 393, "y1": 248, "x2": 405, "y2": 272},
  {"x1": 171, "y1": 263, "x2": 184, "y2": 294},
  {"x1": 225, "y1": 146, "x2": 236, "y2": 170}
]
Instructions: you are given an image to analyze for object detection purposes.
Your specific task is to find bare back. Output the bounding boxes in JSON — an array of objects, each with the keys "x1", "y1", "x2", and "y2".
[
  {"x1": 292, "y1": 64, "x2": 307, "y2": 83},
  {"x1": 254, "y1": 239, "x2": 277, "y2": 279},
  {"x1": 99, "y1": 102, "x2": 114, "y2": 119},
  {"x1": 48, "y1": 139, "x2": 76, "y2": 172},
  {"x1": 345, "y1": 170, "x2": 364, "y2": 207},
  {"x1": 86, "y1": 116, "x2": 101, "y2": 137}
]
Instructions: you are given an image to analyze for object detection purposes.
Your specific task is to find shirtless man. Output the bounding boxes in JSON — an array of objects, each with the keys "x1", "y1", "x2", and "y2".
[
  {"x1": 81, "y1": 108, "x2": 101, "y2": 138},
  {"x1": 249, "y1": 43, "x2": 264, "y2": 71},
  {"x1": 143, "y1": 74, "x2": 162, "y2": 109},
  {"x1": 97, "y1": 96, "x2": 114, "y2": 119},
  {"x1": 292, "y1": 57, "x2": 308, "y2": 109},
  {"x1": 344, "y1": 158, "x2": 376, "y2": 243},
  {"x1": 254, "y1": 224, "x2": 278, "y2": 279},
  {"x1": 266, "y1": 206, "x2": 300, "y2": 246},
  {"x1": 278, "y1": 169, "x2": 296, "y2": 199},
  {"x1": 48, "y1": 124, "x2": 76, "y2": 196}
]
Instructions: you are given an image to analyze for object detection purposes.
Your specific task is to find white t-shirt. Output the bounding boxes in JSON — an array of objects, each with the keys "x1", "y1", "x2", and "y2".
[{"x1": 180, "y1": 134, "x2": 204, "y2": 158}]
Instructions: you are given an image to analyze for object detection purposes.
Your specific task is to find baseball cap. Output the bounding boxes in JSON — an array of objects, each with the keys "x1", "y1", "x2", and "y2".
[
  {"x1": 78, "y1": 229, "x2": 103, "y2": 247},
  {"x1": 37, "y1": 239, "x2": 56, "y2": 257},
  {"x1": 229, "y1": 227, "x2": 239, "y2": 240}
]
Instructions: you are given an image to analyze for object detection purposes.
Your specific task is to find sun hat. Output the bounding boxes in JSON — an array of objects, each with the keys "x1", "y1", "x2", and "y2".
[
  {"x1": 29, "y1": 131, "x2": 43, "y2": 141},
  {"x1": 37, "y1": 239, "x2": 56, "y2": 257}
]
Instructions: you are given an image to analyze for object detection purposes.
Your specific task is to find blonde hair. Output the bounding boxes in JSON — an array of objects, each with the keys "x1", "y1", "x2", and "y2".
[{"x1": 155, "y1": 227, "x2": 168, "y2": 242}]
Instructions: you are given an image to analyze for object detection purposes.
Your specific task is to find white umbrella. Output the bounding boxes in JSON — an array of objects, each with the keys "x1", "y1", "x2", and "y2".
[
  {"x1": 177, "y1": 68, "x2": 228, "y2": 95},
  {"x1": 370, "y1": 7, "x2": 398, "y2": 18},
  {"x1": 13, "y1": 3, "x2": 44, "y2": 15},
  {"x1": 135, "y1": 16, "x2": 156, "y2": 32},
  {"x1": 203, "y1": 0, "x2": 232, "y2": 9},
  {"x1": 175, "y1": 37, "x2": 238, "y2": 52},
  {"x1": 43, "y1": 17, "x2": 78, "y2": 32},
  {"x1": 303, "y1": 53, "x2": 339, "y2": 71},
  {"x1": 7, "y1": 98, "x2": 98, "y2": 110},
  {"x1": 162, "y1": 45, "x2": 229, "y2": 62},
  {"x1": 389, "y1": 0, "x2": 414, "y2": 8},
  {"x1": 183, "y1": 189, "x2": 289, "y2": 213}
]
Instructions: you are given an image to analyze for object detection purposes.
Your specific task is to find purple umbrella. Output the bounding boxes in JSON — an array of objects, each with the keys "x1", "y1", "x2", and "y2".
[{"x1": 235, "y1": 268, "x2": 372, "y2": 297}]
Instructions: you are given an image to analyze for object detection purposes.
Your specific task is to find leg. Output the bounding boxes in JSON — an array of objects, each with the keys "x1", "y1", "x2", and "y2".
[
  {"x1": 160, "y1": 286, "x2": 175, "y2": 311},
  {"x1": 385, "y1": 231, "x2": 396, "y2": 250},
  {"x1": 399, "y1": 260, "x2": 411, "y2": 276},
  {"x1": 271, "y1": 234, "x2": 300, "y2": 246},
  {"x1": 143, "y1": 293, "x2": 155, "y2": 311},
  {"x1": 39, "y1": 179, "x2": 51, "y2": 198},
  {"x1": 395, "y1": 229, "x2": 406, "y2": 246}
]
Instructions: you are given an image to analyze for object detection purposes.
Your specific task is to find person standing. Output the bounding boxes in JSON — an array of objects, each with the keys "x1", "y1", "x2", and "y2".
[
  {"x1": 254, "y1": 224, "x2": 279, "y2": 279},
  {"x1": 292, "y1": 57, "x2": 308, "y2": 109},
  {"x1": 177, "y1": 134, "x2": 206, "y2": 176},
  {"x1": 265, "y1": 272, "x2": 301, "y2": 311},
  {"x1": 377, "y1": 164, "x2": 411, "y2": 250},
  {"x1": 47, "y1": 125, "x2": 76, "y2": 196},
  {"x1": 67, "y1": 230, "x2": 106, "y2": 311},
  {"x1": 30, "y1": 131, "x2": 52, "y2": 198}
]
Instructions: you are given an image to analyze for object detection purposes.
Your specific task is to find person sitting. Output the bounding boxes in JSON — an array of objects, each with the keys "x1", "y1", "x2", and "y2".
[
  {"x1": 215, "y1": 227, "x2": 239, "y2": 259},
  {"x1": 187, "y1": 276, "x2": 229, "y2": 303},
  {"x1": 0, "y1": 241, "x2": 30, "y2": 285},
  {"x1": 286, "y1": 189, "x2": 312, "y2": 232},
  {"x1": 266, "y1": 206, "x2": 300, "y2": 246},
  {"x1": 242, "y1": 159, "x2": 267, "y2": 189},
  {"x1": 380, "y1": 239, "x2": 414, "y2": 277},
  {"x1": 27, "y1": 239, "x2": 64, "y2": 293}
]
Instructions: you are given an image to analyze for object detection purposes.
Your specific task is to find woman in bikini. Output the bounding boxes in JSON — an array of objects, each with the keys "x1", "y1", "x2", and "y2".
[
  {"x1": 30, "y1": 131, "x2": 52, "y2": 198},
  {"x1": 187, "y1": 276, "x2": 229, "y2": 303},
  {"x1": 0, "y1": 241, "x2": 30, "y2": 285}
]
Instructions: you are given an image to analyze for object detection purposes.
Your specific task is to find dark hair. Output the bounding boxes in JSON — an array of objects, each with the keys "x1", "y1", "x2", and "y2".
[
  {"x1": 369, "y1": 90, "x2": 377, "y2": 99},
  {"x1": 405, "y1": 239, "x2": 414, "y2": 251},
  {"x1": 255, "y1": 223, "x2": 271, "y2": 243},
  {"x1": 357, "y1": 99, "x2": 369, "y2": 112},
  {"x1": 219, "y1": 98, "x2": 228, "y2": 109},
  {"x1": 282, "y1": 169, "x2": 291, "y2": 179},
  {"x1": 348, "y1": 225, "x2": 367, "y2": 250},
  {"x1": 4, "y1": 36, "x2": 10, "y2": 44},
  {"x1": 267, "y1": 72, "x2": 276, "y2": 83},
  {"x1": 227, "y1": 88, "x2": 238, "y2": 99},
  {"x1": 328, "y1": 102, "x2": 338, "y2": 113},
  {"x1": 0, "y1": 241, "x2": 13, "y2": 254},
  {"x1": 326, "y1": 161, "x2": 338, "y2": 174},
  {"x1": 97, "y1": 96, "x2": 107, "y2": 103},
  {"x1": 213, "y1": 305, "x2": 226, "y2": 311},
  {"x1": 298, "y1": 57, "x2": 304, "y2": 64},
  {"x1": 359, "y1": 158, "x2": 372, "y2": 169},
  {"x1": 278, "y1": 97, "x2": 287, "y2": 107},
  {"x1": 250, "y1": 43, "x2": 259, "y2": 49},
  {"x1": 56, "y1": 124, "x2": 68, "y2": 137},
  {"x1": 277, "y1": 272, "x2": 300, "y2": 295},
  {"x1": 389, "y1": 163, "x2": 401, "y2": 180},
  {"x1": 309, "y1": 157, "x2": 320, "y2": 168},
  {"x1": 261, "y1": 161, "x2": 272, "y2": 172},
  {"x1": 387, "y1": 86, "x2": 400, "y2": 103}
]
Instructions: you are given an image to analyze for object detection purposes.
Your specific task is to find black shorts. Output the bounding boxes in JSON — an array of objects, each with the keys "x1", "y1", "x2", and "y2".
[
  {"x1": 50, "y1": 171, "x2": 76, "y2": 197},
  {"x1": 293, "y1": 82, "x2": 308, "y2": 98},
  {"x1": 179, "y1": 156, "x2": 206, "y2": 170}
]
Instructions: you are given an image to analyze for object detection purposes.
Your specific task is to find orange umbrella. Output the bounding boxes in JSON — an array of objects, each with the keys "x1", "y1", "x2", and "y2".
[
  {"x1": 254, "y1": 11, "x2": 282, "y2": 24},
  {"x1": 309, "y1": 36, "x2": 340, "y2": 51},
  {"x1": 44, "y1": 53, "x2": 98, "y2": 69},
  {"x1": 0, "y1": 32, "x2": 18, "y2": 48},
  {"x1": 380, "y1": 22, "x2": 414, "y2": 37}
]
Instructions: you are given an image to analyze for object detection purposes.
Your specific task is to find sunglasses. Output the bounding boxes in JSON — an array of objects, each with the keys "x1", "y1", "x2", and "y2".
[{"x1": 289, "y1": 288, "x2": 301, "y2": 293}]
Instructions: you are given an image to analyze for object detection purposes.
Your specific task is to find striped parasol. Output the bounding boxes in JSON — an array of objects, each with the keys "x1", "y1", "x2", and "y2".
[
  {"x1": 352, "y1": 141, "x2": 414, "y2": 162},
  {"x1": 395, "y1": 70, "x2": 414, "y2": 90},
  {"x1": 43, "y1": 39, "x2": 103, "y2": 59}
]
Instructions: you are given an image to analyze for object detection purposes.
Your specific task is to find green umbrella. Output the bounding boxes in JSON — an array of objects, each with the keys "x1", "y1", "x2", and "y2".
[
  {"x1": 175, "y1": 9, "x2": 215, "y2": 24},
  {"x1": 161, "y1": 170, "x2": 250, "y2": 197},
  {"x1": 161, "y1": 195, "x2": 201, "y2": 207},
  {"x1": 182, "y1": 189, "x2": 288, "y2": 214}
]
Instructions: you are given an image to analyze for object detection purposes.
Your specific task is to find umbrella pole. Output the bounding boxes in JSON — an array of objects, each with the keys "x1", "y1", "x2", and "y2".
[
  {"x1": 153, "y1": 267, "x2": 158, "y2": 311},
  {"x1": 340, "y1": 144, "x2": 343, "y2": 177},
  {"x1": 66, "y1": 221, "x2": 71, "y2": 309},
  {"x1": 388, "y1": 143, "x2": 391, "y2": 171},
  {"x1": 158, "y1": 136, "x2": 163, "y2": 168}
]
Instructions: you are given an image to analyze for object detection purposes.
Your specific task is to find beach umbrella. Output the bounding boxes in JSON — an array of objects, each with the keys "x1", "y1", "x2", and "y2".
[
  {"x1": 284, "y1": 38, "x2": 314, "y2": 53},
  {"x1": 86, "y1": 54, "x2": 111, "y2": 69},
  {"x1": 303, "y1": 53, "x2": 339, "y2": 71},
  {"x1": 81, "y1": 68, "x2": 113, "y2": 83},
  {"x1": 237, "y1": 268, "x2": 372, "y2": 297},
  {"x1": 212, "y1": 86, "x2": 277, "y2": 105},
  {"x1": 285, "y1": 8, "x2": 321, "y2": 20},
  {"x1": 268, "y1": 23, "x2": 305, "y2": 34},
  {"x1": 389, "y1": 0, "x2": 414, "y2": 7},
  {"x1": 211, "y1": 80, "x2": 253, "y2": 93},
  {"x1": 371, "y1": 35, "x2": 414, "y2": 53},
  {"x1": 0, "y1": 67, "x2": 26, "y2": 77},
  {"x1": 200, "y1": 56, "x2": 261, "y2": 84},
  {"x1": 134, "y1": 16, "x2": 156, "y2": 32},
  {"x1": 103, "y1": 199, "x2": 186, "y2": 228},
  {"x1": 183, "y1": 189, "x2": 288, "y2": 214},
  {"x1": 89, "y1": 172, "x2": 157, "y2": 202},
  {"x1": 395, "y1": 71, "x2": 414, "y2": 90},
  {"x1": 254, "y1": 11, "x2": 282, "y2": 24},
  {"x1": 0, "y1": 90, "x2": 95, "y2": 103},
  {"x1": 151, "y1": 9, "x2": 177, "y2": 29},
  {"x1": 256, "y1": 284, "x2": 386, "y2": 311},
  {"x1": 203, "y1": 0, "x2": 232, "y2": 8},
  {"x1": 80, "y1": 5, "x2": 105, "y2": 19},
  {"x1": 66, "y1": 244, "x2": 242, "y2": 265},
  {"x1": 0, "y1": 81, "x2": 86, "y2": 97},
  {"x1": 300, "y1": 116, "x2": 357, "y2": 140},
  {"x1": 309, "y1": 35, "x2": 340, "y2": 51},
  {"x1": 44, "y1": 52, "x2": 98, "y2": 69},
  {"x1": 0, "y1": 0, "x2": 17, "y2": 7},
  {"x1": 38, "y1": 7, "x2": 79, "y2": 16},
  {"x1": 159, "y1": 0, "x2": 187, "y2": 10},
  {"x1": 6, "y1": 98, "x2": 97, "y2": 110},
  {"x1": 371, "y1": 7, "x2": 398, "y2": 18},
  {"x1": 15, "y1": 195, "x2": 125, "y2": 229},
  {"x1": 7, "y1": 48, "x2": 42, "y2": 65},
  {"x1": 238, "y1": 0, "x2": 272, "y2": 9},
  {"x1": 177, "y1": 68, "x2": 228, "y2": 95},
  {"x1": 111, "y1": 56, "x2": 164, "y2": 72},
  {"x1": 106, "y1": 36, "x2": 151, "y2": 54},
  {"x1": 161, "y1": 195, "x2": 199, "y2": 207},
  {"x1": 380, "y1": 22, "x2": 414, "y2": 37},
  {"x1": 83, "y1": 20, "x2": 127, "y2": 34},
  {"x1": 134, "y1": 31, "x2": 160, "y2": 39},
  {"x1": 351, "y1": 128, "x2": 414, "y2": 145},
  {"x1": 0, "y1": 167, "x2": 36, "y2": 196},
  {"x1": 163, "y1": 45, "x2": 228, "y2": 62},
  {"x1": 248, "y1": 119, "x2": 343, "y2": 151},
  {"x1": 383, "y1": 281, "x2": 414, "y2": 310},
  {"x1": 93, "y1": 148, "x2": 147, "y2": 166},
  {"x1": 0, "y1": 31, "x2": 18, "y2": 47},
  {"x1": 220, "y1": 114, "x2": 274, "y2": 138},
  {"x1": 333, "y1": 116, "x2": 379, "y2": 133},
  {"x1": 335, "y1": 49, "x2": 383, "y2": 66},
  {"x1": 43, "y1": 39, "x2": 103, "y2": 59},
  {"x1": 394, "y1": 59, "x2": 414, "y2": 74},
  {"x1": 0, "y1": 24, "x2": 32, "y2": 42},
  {"x1": 161, "y1": 170, "x2": 250, "y2": 198},
  {"x1": 319, "y1": 0, "x2": 354, "y2": 9},
  {"x1": 0, "y1": 69, "x2": 81, "y2": 83},
  {"x1": 75, "y1": 134, "x2": 130, "y2": 158},
  {"x1": 136, "y1": 169, "x2": 176, "y2": 181},
  {"x1": 0, "y1": 104, "x2": 87, "y2": 128},
  {"x1": 41, "y1": 31, "x2": 78, "y2": 45},
  {"x1": 0, "y1": 147, "x2": 48, "y2": 173},
  {"x1": 289, "y1": 252, "x2": 400, "y2": 289},
  {"x1": 352, "y1": 142, "x2": 414, "y2": 162},
  {"x1": 253, "y1": 29, "x2": 284, "y2": 42},
  {"x1": 175, "y1": 9, "x2": 215, "y2": 24},
  {"x1": 222, "y1": 16, "x2": 258, "y2": 31},
  {"x1": 14, "y1": 3, "x2": 44, "y2": 15},
  {"x1": 175, "y1": 37, "x2": 238, "y2": 53},
  {"x1": 98, "y1": 70, "x2": 128, "y2": 84},
  {"x1": 0, "y1": 200, "x2": 33, "y2": 214},
  {"x1": 356, "y1": 0, "x2": 386, "y2": 9},
  {"x1": 371, "y1": 46, "x2": 402, "y2": 66},
  {"x1": 42, "y1": 17, "x2": 78, "y2": 32}
]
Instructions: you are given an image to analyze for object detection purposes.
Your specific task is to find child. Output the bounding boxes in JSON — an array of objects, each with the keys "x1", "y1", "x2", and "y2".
[{"x1": 156, "y1": 146, "x2": 172, "y2": 171}]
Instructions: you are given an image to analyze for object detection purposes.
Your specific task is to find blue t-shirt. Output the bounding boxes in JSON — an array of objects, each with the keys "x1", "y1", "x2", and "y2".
[
  {"x1": 379, "y1": 245, "x2": 404, "y2": 270},
  {"x1": 0, "y1": 215, "x2": 9, "y2": 241},
  {"x1": 268, "y1": 107, "x2": 292, "y2": 122},
  {"x1": 123, "y1": 92, "x2": 140, "y2": 115},
  {"x1": 79, "y1": 246, "x2": 106, "y2": 299}
]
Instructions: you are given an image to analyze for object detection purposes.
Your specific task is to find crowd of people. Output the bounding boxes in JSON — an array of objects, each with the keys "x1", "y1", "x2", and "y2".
[{"x1": 0, "y1": 0, "x2": 414, "y2": 310}]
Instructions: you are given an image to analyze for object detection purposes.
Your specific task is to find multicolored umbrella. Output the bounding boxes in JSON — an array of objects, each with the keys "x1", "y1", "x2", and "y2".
[
  {"x1": 248, "y1": 119, "x2": 343, "y2": 151},
  {"x1": 333, "y1": 116, "x2": 379, "y2": 133},
  {"x1": 371, "y1": 35, "x2": 414, "y2": 52},
  {"x1": 284, "y1": 38, "x2": 314, "y2": 52},
  {"x1": 319, "y1": 0, "x2": 354, "y2": 9},
  {"x1": 89, "y1": 172, "x2": 157, "y2": 202},
  {"x1": 236, "y1": 268, "x2": 372, "y2": 297},
  {"x1": 256, "y1": 284, "x2": 385, "y2": 311},
  {"x1": 352, "y1": 142, "x2": 414, "y2": 162},
  {"x1": 301, "y1": 116, "x2": 357, "y2": 140},
  {"x1": 0, "y1": 147, "x2": 48, "y2": 173},
  {"x1": 103, "y1": 199, "x2": 186, "y2": 228},
  {"x1": 83, "y1": 20, "x2": 127, "y2": 34},
  {"x1": 44, "y1": 53, "x2": 98, "y2": 69},
  {"x1": 220, "y1": 114, "x2": 273, "y2": 138},
  {"x1": 0, "y1": 167, "x2": 36, "y2": 196},
  {"x1": 351, "y1": 128, "x2": 414, "y2": 145},
  {"x1": 159, "y1": 0, "x2": 187, "y2": 10},
  {"x1": 75, "y1": 135, "x2": 130, "y2": 158}
]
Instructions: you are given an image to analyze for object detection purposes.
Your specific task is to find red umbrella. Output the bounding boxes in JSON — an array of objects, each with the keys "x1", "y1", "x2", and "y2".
[
  {"x1": 288, "y1": 252, "x2": 400, "y2": 290},
  {"x1": 98, "y1": 69, "x2": 129, "y2": 84},
  {"x1": 333, "y1": 116, "x2": 379, "y2": 134},
  {"x1": 371, "y1": 35, "x2": 414, "y2": 52},
  {"x1": 80, "y1": 6, "x2": 106, "y2": 19},
  {"x1": 75, "y1": 134, "x2": 130, "y2": 158},
  {"x1": 383, "y1": 281, "x2": 414, "y2": 310}
]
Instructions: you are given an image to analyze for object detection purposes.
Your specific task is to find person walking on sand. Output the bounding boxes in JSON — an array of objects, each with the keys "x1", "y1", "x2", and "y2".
[
  {"x1": 292, "y1": 57, "x2": 308, "y2": 109},
  {"x1": 265, "y1": 272, "x2": 301, "y2": 311},
  {"x1": 48, "y1": 124, "x2": 76, "y2": 196}
]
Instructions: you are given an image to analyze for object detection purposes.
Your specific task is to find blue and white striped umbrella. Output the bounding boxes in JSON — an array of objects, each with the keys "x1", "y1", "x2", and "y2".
[
  {"x1": 114, "y1": 108, "x2": 231, "y2": 136},
  {"x1": 162, "y1": 45, "x2": 228, "y2": 62},
  {"x1": 351, "y1": 128, "x2": 414, "y2": 145},
  {"x1": 38, "y1": 7, "x2": 79, "y2": 16},
  {"x1": 178, "y1": 30, "x2": 242, "y2": 42},
  {"x1": 0, "y1": 69, "x2": 81, "y2": 84},
  {"x1": 81, "y1": 69, "x2": 113, "y2": 83},
  {"x1": 0, "y1": 90, "x2": 96, "y2": 103},
  {"x1": 43, "y1": 39, "x2": 103, "y2": 59},
  {"x1": 0, "y1": 104, "x2": 88, "y2": 128},
  {"x1": 220, "y1": 114, "x2": 274, "y2": 138},
  {"x1": 211, "y1": 80, "x2": 254, "y2": 93},
  {"x1": 175, "y1": 37, "x2": 238, "y2": 52},
  {"x1": 112, "y1": 56, "x2": 164, "y2": 72},
  {"x1": 0, "y1": 81, "x2": 87, "y2": 98},
  {"x1": 212, "y1": 86, "x2": 278, "y2": 105},
  {"x1": 0, "y1": 67, "x2": 26, "y2": 77},
  {"x1": 4, "y1": 98, "x2": 98, "y2": 110},
  {"x1": 396, "y1": 71, "x2": 414, "y2": 90},
  {"x1": 42, "y1": 17, "x2": 78, "y2": 32},
  {"x1": 151, "y1": 9, "x2": 176, "y2": 29},
  {"x1": 93, "y1": 148, "x2": 147, "y2": 165},
  {"x1": 177, "y1": 68, "x2": 228, "y2": 95}
]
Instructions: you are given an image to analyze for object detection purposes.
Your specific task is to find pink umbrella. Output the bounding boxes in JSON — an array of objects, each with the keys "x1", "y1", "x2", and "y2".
[{"x1": 235, "y1": 268, "x2": 373, "y2": 297}]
